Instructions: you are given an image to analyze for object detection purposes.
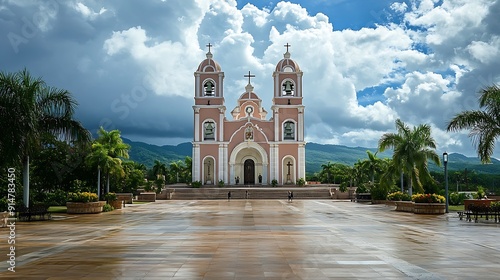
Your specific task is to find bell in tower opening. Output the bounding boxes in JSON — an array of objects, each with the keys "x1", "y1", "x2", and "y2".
[
  {"x1": 204, "y1": 81, "x2": 214, "y2": 96},
  {"x1": 204, "y1": 121, "x2": 215, "y2": 140},
  {"x1": 283, "y1": 80, "x2": 294, "y2": 95},
  {"x1": 284, "y1": 121, "x2": 294, "y2": 139}
]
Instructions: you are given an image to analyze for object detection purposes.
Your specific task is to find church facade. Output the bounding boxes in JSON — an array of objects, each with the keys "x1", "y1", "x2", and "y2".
[{"x1": 192, "y1": 45, "x2": 305, "y2": 185}]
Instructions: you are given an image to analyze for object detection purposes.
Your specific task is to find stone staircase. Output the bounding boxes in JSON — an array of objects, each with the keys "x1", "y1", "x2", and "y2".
[{"x1": 163, "y1": 187, "x2": 332, "y2": 200}]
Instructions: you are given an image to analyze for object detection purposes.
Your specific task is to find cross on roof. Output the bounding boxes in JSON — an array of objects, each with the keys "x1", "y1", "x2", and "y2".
[
  {"x1": 244, "y1": 71, "x2": 255, "y2": 84},
  {"x1": 206, "y1": 43, "x2": 212, "y2": 53},
  {"x1": 284, "y1": 43, "x2": 291, "y2": 52}
]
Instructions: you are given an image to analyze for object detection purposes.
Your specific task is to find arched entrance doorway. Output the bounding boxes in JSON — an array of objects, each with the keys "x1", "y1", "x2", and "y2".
[{"x1": 244, "y1": 159, "x2": 255, "y2": 185}]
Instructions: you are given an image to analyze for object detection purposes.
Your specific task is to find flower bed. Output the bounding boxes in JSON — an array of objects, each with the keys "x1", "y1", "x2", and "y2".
[
  {"x1": 66, "y1": 192, "x2": 103, "y2": 214},
  {"x1": 395, "y1": 201, "x2": 414, "y2": 212},
  {"x1": 413, "y1": 203, "x2": 446, "y2": 214},
  {"x1": 412, "y1": 193, "x2": 445, "y2": 203},
  {"x1": 387, "y1": 191, "x2": 411, "y2": 202},
  {"x1": 66, "y1": 201, "x2": 105, "y2": 214}
]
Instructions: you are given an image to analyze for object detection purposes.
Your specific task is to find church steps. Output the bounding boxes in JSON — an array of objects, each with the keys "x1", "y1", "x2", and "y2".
[{"x1": 163, "y1": 187, "x2": 331, "y2": 200}]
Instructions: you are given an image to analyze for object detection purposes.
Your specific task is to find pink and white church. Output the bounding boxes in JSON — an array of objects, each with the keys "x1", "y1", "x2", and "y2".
[{"x1": 192, "y1": 45, "x2": 305, "y2": 185}]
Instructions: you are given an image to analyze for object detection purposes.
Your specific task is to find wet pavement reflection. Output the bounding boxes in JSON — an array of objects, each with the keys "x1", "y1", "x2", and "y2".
[{"x1": 1, "y1": 200, "x2": 499, "y2": 279}]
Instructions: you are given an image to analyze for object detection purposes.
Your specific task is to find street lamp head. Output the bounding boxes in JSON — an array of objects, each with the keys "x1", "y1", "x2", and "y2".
[{"x1": 443, "y1": 152, "x2": 448, "y2": 164}]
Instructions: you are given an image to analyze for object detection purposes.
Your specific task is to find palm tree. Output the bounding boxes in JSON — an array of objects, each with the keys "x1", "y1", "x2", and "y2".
[
  {"x1": 0, "y1": 69, "x2": 90, "y2": 206},
  {"x1": 321, "y1": 162, "x2": 335, "y2": 183},
  {"x1": 169, "y1": 161, "x2": 182, "y2": 183},
  {"x1": 378, "y1": 119, "x2": 440, "y2": 196},
  {"x1": 447, "y1": 85, "x2": 500, "y2": 163},
  {"x1": 94, "y1": 127, "x2": 130, "y2": 193},
  {"x1": 153, "y1": 160, "x2": 166, "y2": 179},
  {"x1": 182, "y1": 156, "x2": 192, "y2": 183},
  {"x1": 86, "y1": 142, "x2": 123, "y2": 199},
  {"x1": 360, "y1": 150, "x2": 384, "y2": 183}
]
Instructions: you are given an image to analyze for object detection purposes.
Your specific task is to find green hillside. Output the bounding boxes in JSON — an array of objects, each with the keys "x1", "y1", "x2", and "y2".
[
  {"x1": 123, "y1": 138, "x2": 191, "y2": 168},
  {"x1": 124, "y1": 139, "x2": 500, "y2": 174}
]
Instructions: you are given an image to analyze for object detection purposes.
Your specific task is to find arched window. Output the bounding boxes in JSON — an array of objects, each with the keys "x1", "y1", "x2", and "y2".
[
  {"x1": 282, "y1": 80, "x2": 294, "y2": 96},
  {"x1": 204, "y1": 121, "x2": 215, "y2": 140},
  {"x1": 283, "y1": 121, "x2": 295, "y2": 140},
  {"x1": 204, "y1": 80, "x2": 215, "y2": 96}
]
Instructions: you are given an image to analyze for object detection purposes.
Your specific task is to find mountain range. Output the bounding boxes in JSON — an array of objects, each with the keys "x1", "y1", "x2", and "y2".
[{"x1": 122, "y1": 138, "x2": 500, "y2": 174}]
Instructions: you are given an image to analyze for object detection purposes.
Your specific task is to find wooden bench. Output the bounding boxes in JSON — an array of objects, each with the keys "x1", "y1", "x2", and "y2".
[
  {"x1": 17, "y1": 205, "x2": 51, "y2": 221},
  {"x1": 355, "y1": 193, "x2": 372, "y2": 202},
  {"x1": 464, "y1": 204, "x2": 499, "y2": 223}
]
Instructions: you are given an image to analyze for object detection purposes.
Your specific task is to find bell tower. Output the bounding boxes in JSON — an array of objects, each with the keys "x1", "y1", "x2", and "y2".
[
  {"x1": 270, "y1": 43, "x2": 306, "y2": 182},
  {"x1": 192, "y1": 43, "x2": 226, "y2": 184}
]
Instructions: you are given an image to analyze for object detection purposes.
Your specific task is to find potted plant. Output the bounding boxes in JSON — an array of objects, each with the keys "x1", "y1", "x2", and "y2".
[
  {"x1": 104, "y1": 192, "x2": 122, "y2": 209},
  {"x1": 464, "y1": 186, "x2": 494, "y2": 210},
  {"x1": 296, "y1": 178, "x2": 305, "y2": 187},
  {"x1": 66, "y1": 192, "x2": 105, "y2": 214},
  {"x1": 271, "y1": 179, "x2": 278, "y2": 187}
]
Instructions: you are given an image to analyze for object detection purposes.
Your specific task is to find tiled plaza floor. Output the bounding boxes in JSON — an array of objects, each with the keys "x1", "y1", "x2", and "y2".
[{"x1": 1, "y1": 200, "x2": 499, "y2": 279}]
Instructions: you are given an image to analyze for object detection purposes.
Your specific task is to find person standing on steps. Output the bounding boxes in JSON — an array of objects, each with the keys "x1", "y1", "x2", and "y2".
[{"x1": 228, "y1": 191, "x2": 231, "y2": 201}]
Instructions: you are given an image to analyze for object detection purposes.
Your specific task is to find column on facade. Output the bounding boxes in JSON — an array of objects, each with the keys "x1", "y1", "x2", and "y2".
[
  {"x1": 269, "y1": 144, "x2": 279, "y2": 182},
  {"x1": 195, "y1": 74, "x2": 200, "y2": 97},
  {"x1": 223, "y1": 144, "x2": 228, "y2": 183},
  {"x1": 192, "y1": 144, "x2": 200, "y2": 181},
  {"x1": 298, "y1": 107, "x2": 304, "y2": 142},
  {"x1": 218, "y1": 144, "x2": 224, "y2": 184},
  {"x1": 194, "y1": 107, "x2": 200, "y2": 142},
  {"x1": 262, "y1": 163, "x2": 268, "y2": 185},
  {"x1": 230, "y1": 163, "x2": 235, "y2": 184},
  {"x1": 298, "y1": 144, "x2": 306, "y2": 180},
  {"x1": 274, "y1": 107, "x2": 279, "y2": 141},
  {"x1": 219, "y1": 107, "x2": 224, "y2": 142}
]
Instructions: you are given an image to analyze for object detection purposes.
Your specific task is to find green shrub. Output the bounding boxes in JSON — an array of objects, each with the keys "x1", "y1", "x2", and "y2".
[
  {"x1": 104, "y1": 192, "x2": 117, "y2": 202},
  {"x1": 370, "y1": 183, "x2": 388, "y2": 200},
  {"x1": 387, "y1": 191, "x2": 411, "y2": 201},
  {"x1": 296, "y1": 178, "x2": 305, "y2": 187},
  {"x1": 449, "y1": 192, "x2": 466, "y2": 205},
  {"x1": 44, "y1": 190, "x2": 68, "y2": 206},
  {"x1": 103, "y1": 204, "x2": 114, "y2": 212},
  {"x1": 271, "y1": 179, "x2": 278, "y2": 187},
  {"x1": 474, "y1": 186, "x2": 486, "y2": 199},
  {"x1": 67, "y1": 192, "x2": 98, "y2": 203},
  {"x1": 218, "y1": 180, "x2": 225, "y2": 187},
  {"x1": 191, "y1": 181, "x2": 202, "y2": 188}
]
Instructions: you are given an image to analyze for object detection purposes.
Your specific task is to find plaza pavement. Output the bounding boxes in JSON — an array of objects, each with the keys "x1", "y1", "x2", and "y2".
[{"x1": 1, "y1": 199, "x2": 499, "y2": 279}]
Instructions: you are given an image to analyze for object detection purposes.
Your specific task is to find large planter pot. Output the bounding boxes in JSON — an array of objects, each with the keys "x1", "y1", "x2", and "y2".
[
  {"x1": 385, "y1": 200, "x2": 397, "y2": 207},
  {"x1": 395, "y1": 201, "x2": 414, "y2": 213},
  {"x1": 66, "y1": 201, "x2": 106, "y2": 214},
  {"x1": 413, "y1": 203, "x2": 446, "y2": 214},
  {"x1": 464, "y1": 199, "x2": 495, "y2": 211},
  {"x1": 109, "y1": 200, "x2": 122, "y2": 209}
]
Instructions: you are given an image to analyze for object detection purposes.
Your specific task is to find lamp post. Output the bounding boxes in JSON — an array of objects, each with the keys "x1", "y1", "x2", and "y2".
[{"x1": 443, "y1": 152, "x2": 449, "y2": 213}]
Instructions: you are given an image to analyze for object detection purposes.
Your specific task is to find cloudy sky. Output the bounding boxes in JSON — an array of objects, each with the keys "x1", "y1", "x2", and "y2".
[{"x1": 1, "y1": 0, "x2": 499, "y2": 158}]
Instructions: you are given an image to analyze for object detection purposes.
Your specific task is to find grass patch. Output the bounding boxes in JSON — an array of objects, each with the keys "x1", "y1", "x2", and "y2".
[
  {"x1": 448, "y1": 205, "x2": 464, "y2": 211},
  {"x1": 132, "y1": 201, "x2": 150, "y2": 204},
  {"x1": 48, "y1": 206, "x2": 67, "y2": 213}
]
